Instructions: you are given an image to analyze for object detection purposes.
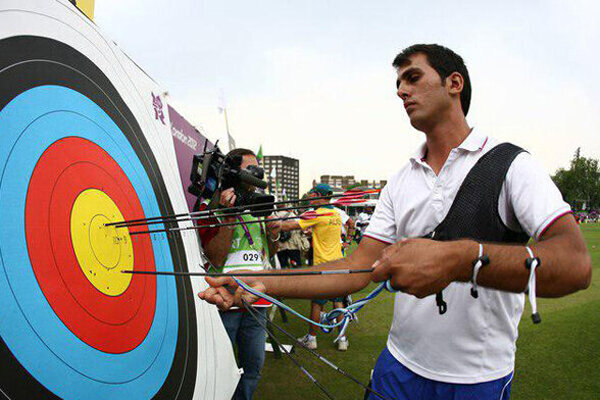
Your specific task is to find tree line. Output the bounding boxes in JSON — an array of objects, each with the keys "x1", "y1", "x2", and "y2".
[{"x1": 552, "y1": 148, "x2": 600, "y2": 211}]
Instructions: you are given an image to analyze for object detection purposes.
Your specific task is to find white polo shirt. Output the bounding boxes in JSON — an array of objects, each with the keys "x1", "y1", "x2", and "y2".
[{"x1": 365, "y1": 128, "x2": 571, "y2": 384}]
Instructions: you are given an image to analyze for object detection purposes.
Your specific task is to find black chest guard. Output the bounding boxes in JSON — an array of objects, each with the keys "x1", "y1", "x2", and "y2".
[{"x1": 424, "y1": 142, "x2": 530, "y2": 314}]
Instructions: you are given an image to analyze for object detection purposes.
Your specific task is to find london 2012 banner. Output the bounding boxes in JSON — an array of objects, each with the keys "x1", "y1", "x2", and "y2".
[
  {"x1": 168, "y1": 105, "x2": 215, "y2": 213},
  {"x1": 0, "y1": 1, "x2": 240, "y2": 399}
]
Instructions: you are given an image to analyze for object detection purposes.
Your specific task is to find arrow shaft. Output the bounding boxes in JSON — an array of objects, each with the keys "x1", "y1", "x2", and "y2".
[
  {"x1": 117, "y1": 199, "x2": 367, "y2": 229},
  {"x1": 122, "y1": 267, "x2": 373, "y2": 277},
  {"x1": 116, "y1": 203, "x2": 312, "y2": 229},
  {"x1": 128, "y1": 213, "x2": 332, "y2": 236},
  {"x1": 107, "y1": 189, "x2": 377, "y2": 227}
]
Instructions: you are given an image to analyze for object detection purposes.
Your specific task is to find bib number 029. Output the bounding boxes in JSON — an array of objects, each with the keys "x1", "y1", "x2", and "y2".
[{"x1": 242, "y1": 252, "x2": 260, "y2": 262}]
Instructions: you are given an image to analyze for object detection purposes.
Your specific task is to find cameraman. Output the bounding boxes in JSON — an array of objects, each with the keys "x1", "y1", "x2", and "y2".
[{"x1": 198, "y1": 148, "x2": 280, "y2": 400}]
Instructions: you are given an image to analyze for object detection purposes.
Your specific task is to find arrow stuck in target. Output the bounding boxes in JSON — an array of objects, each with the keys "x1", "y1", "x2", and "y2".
[{"x1": 106, "y1": 189, "x2": 379, "y2": 229}]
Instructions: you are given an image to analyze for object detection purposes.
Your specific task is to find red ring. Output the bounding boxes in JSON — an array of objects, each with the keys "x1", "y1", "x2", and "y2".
[
  {"x1": 51, "y1": 163, "x2": 147, "y2": 323},
  {"x1": 25, "y1": 137, "x2": 156, "y2": 353}
]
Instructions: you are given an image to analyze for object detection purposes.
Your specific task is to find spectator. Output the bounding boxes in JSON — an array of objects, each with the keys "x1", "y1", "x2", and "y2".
[
  {"x1": 355, "y1": 206, "x2": 373, "y2": 243},
  {"x1": 280, "y1": 184, "x2": 349, "y2": 351},
  {"x1": 332, "y1": 204, "x2": 355, "y2": 255},
  {"x1": 274, "y1": 203, "x2": 310, "y2": 268}
]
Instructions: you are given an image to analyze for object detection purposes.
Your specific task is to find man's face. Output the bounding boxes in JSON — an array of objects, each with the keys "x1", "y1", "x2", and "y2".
[
  {"x1": 240, "y1": 154, "x2": 258, "y2": 170},
  {"x1": 308, "y1": 192, "x2": 321, "y2": 206},
  {"x1": 396, "y1": 53, "x2": 452, "y2": 132},
  {"x1": 239, "y1": 154, "x2": 259, "y2": 192}
]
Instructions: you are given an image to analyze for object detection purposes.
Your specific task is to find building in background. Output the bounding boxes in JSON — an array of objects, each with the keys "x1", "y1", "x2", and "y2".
[
  {"x1": 319, "y1": 175, "x2": 356, "y2": 189},
  {"x1": 314, "y1": 175, "x2": 387, "y2": 191},
  {"x1": 263, "y1": 155, "x2": 300, "y2": 200},
  {"x1": 358, "y1": 179, "x2": 387, "y2": 189}
]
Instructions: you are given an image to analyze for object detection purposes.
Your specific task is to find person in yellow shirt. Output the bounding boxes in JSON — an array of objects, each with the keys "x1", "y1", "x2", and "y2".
[{"x1": 280, "y1": 184, "x2": 348, "y2": 350}]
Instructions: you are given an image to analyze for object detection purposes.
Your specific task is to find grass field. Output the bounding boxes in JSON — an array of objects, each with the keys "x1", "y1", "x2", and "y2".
[{"x1": 254, "y1": 223, "x2": 600, "y2": 399}]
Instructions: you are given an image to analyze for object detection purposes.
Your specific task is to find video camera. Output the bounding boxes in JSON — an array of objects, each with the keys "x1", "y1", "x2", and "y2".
[{"x1": 188, "y1": 143, "x2": 275, "y2": 217}]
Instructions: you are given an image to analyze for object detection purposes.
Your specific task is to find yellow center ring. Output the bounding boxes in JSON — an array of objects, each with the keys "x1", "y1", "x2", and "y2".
[{"x1": 70, "y1": 189, "x2": 134, "y2": 296}]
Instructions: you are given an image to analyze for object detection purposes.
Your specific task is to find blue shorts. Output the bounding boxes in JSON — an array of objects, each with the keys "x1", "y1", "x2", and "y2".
[{"x1": 368, "y1": 347, "x2": 513, "y2": 400}]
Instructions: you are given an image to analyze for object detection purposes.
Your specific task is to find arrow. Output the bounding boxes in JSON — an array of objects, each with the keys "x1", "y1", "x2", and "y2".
[
  {"x1": 106, "y1": 188, "x2": 379, "y2": 228},
  {"x1": 128, "y1": 212, "x2": 334, "y2": 236},
  {"x1": 122, "y1": 267, "x2": 374, "y2": 277},
  {"x1": 116, "y1": 198, "x2": 368, "y2": 229}
]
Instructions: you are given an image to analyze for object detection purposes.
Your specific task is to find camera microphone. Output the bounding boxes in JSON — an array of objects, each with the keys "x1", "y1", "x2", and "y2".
[{"x1": 238, "y1": 169, "x2": 267, "y2": 189}]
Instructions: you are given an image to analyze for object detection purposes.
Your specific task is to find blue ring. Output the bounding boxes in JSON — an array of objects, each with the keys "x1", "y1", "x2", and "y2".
[{"x1": 0, "y1": 86, "x2": 178, "y2": 399}]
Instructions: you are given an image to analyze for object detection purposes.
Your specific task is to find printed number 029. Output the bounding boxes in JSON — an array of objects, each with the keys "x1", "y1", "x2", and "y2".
[{"x1": 242, "y1": 253, "x2": 260, "y2": 262}]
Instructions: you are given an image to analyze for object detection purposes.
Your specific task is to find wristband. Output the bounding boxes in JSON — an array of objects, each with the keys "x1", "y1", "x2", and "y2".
[
  {"x1": 384, "y1": 279, "x2": 399, "y2": 293},
  {"x1": 269, "y1": 232, "x2": 281, "y2": 242},
  {"x1": 470, "y1": 243, "x2": 490, "y2": 299},
  {"x1": 525, "y1": 246, "x2": 541, "y2": 324}
]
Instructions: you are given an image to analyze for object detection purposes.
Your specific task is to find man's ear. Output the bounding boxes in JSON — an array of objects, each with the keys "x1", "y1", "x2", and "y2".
[{"x1": 446, "y1": 72, "x2": 464, "y2": 95}]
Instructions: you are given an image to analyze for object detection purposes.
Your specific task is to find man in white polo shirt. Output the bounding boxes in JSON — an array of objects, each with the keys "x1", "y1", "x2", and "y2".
[{"x1": 199, "y1": 44, "x2": 591, "y2": 400}]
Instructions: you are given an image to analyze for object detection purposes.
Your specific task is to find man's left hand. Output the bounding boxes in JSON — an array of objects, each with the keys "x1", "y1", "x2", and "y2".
[
  {"x1": 371, "y1": 238, "x2": 475, "y2": 298},
  {"x1": 266, "y1": 216, "x2": 282, "y2": 238}
]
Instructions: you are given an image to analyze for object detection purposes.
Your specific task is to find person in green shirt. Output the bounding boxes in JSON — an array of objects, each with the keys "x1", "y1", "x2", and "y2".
[{"x1": 199, "y1": 148, "x2": 281, "y2": 400}]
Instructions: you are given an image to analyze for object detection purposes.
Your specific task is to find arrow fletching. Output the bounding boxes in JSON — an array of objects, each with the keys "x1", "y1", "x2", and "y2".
[
  {"x1": 332, "y1": 198, "x2": 369, "y2": 206},
  {"x1": 300, "y1": 211, "x2": 333, "y2": 220}
]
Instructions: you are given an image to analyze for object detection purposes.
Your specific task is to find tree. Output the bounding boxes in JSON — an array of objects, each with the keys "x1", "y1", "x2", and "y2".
[{"x1": 552, "y1": 149, "x2": 600, "y2": 210}]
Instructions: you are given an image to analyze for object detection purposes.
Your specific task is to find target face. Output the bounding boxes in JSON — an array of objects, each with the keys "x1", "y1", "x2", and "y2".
[{"x1": 0, "y1": 35, "x2": 198, "y2": 399}]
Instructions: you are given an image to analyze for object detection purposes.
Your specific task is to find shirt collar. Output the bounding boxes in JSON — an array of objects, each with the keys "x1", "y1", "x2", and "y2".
[
  {"x1": 410, "y1": 142, "x2": 429, "y2": 164},
  {"x1": 409, "y1": 127, "x2": 488, "y2": 165},
  {"x1": 456, "y1": 128, "x2": 488, "y2": 152}
]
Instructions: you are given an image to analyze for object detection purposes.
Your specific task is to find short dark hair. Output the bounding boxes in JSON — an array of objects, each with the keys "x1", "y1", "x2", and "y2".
[
  {"x1": 226, "y1": 148, "x2": 256, "y2": 168},
  {"x1": 227, "y1": 148, "x2": 256, "y2": 158},
  {"x1": 393, "y1": 44, "x2": 471, "y2": 116}
]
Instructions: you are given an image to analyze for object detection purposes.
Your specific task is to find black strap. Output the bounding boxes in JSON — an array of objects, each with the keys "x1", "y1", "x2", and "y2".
[
  {"x1": 426, "y1": 142, "x2": 530, "y2": 315},
  {"x1": 431, "y1": 143, "x2": 529, "y2": 243}
]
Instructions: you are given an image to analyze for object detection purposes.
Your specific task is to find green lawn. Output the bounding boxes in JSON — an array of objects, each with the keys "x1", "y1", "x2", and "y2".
[{"x1": 255, "y1": 224, "x2": 600, "y2": 399}]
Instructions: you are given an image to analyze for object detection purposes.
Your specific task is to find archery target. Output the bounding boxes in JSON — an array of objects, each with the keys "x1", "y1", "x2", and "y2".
[{"x1": 0, "y1": 33, "x2": 199, "y2": 399}]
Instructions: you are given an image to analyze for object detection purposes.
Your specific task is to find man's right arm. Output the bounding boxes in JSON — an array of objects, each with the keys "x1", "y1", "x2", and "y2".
[
  {"x1": 203, "y1": 223, "x2": 235, "y2": 266},
  {"x1": 198, "y1": 237, "x2": 389, "y2": 310},
  {"x1": 203, "y1": 188, "x2": 237, "y2": 266}
]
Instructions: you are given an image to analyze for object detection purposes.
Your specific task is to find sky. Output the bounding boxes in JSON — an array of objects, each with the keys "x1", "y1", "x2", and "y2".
[{"x1": 95, "y1": 0, "x2": 600, "y2": 193}]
